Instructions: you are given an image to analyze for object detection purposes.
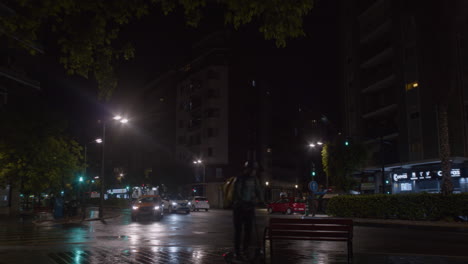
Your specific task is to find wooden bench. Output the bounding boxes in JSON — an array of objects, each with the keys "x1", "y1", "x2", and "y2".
[{"x1": 264, "y1": 218, "x2": 354, "y2": 263}]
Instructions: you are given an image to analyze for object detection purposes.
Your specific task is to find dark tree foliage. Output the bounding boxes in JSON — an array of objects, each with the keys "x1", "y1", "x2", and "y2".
[
  {"x1": 0, "y1": 110, "x2": 83, "y2": 194},
  {"x1": 0, "y1": 0, "x2": 313, "y2": 98}
]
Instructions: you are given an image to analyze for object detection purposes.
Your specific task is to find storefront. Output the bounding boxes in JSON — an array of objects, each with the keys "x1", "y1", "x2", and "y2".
[{"x1": 390, "y1": 164, "x2": 468, "y2": 194}]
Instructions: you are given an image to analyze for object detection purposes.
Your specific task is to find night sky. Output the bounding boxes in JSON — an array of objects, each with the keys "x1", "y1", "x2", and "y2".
[{"x1": 32, "y1": 0, "x2": 339, "y2": 144}]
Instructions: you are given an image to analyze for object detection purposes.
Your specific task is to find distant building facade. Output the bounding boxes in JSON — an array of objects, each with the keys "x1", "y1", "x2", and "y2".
[
  {"x1": 340, "y1": 0, "x2": 468, "y2": 194},
  {"x1": 174, "y1": 32, "x2": 275, "y2": 206}
]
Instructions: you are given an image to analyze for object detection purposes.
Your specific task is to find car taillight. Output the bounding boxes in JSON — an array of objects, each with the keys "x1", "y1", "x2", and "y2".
[{"x1": 195, "y1": 200, "x2": 199, "y2": 203}]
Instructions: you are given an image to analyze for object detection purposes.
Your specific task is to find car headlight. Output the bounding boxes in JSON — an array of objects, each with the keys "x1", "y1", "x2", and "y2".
[
  {"x1": 154, "y1": 206, "x2": 160, "y2": 210},
  {"x1": 132, "y1": 206, "x2": 138, "y2": 210},
  {"x1": 172, "y1": 202, "x2": 177, "y2": 206},
  {"x1": 188, "y1": 202, "x2": 191, "y2": 205}
]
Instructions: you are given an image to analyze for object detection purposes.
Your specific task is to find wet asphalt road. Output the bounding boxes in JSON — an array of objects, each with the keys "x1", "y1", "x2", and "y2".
[{"x1": 0, "y1": 209, "x2": 468, "y2": 263}]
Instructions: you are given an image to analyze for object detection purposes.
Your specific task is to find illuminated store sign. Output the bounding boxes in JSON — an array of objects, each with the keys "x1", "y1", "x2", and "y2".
[{"x1": 393, "y1": 168, "x2": 461, "y2": 182}]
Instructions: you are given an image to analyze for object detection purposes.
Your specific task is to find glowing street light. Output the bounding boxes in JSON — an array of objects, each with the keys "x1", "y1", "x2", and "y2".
[
  {"x1": 309, "y1": 143, "x2": 316, "y2": 148},
  {"x1": 95, "y1": 138, "x2": 103, "y2": 143},
  {"x1": 99, "y1": 114, "x2": 129, "y2": 219},
  {"x1": 265, "y1": 181, "x2": 269, "y2": 186}
]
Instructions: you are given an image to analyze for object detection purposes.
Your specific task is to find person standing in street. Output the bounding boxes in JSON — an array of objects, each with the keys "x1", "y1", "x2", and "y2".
[{"x1": 232, "y1": 160, "x2": 263, "y2": 261}]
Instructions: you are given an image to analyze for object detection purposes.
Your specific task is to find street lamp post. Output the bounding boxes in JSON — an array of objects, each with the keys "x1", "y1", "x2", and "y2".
[
  {"x1": 99, "y1": 122, "x2": 106, "y2": 219},
  {"x1": 308, "y1": 141, "x2": 326, "y2": 188},
  {"x1": 98, "y1": 115, "x2": 128, "y2": 219},
  {"x1": 83, "y1": 138, "x2": 101, "y2": 220},
  {"x1": 193, "y1": 160, "x2": 205, "y2": 196}
]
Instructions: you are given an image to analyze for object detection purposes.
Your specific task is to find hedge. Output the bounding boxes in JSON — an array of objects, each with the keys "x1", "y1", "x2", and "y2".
[{"x1": 326, "y1": 193, "x2": 468, "y2": 220}]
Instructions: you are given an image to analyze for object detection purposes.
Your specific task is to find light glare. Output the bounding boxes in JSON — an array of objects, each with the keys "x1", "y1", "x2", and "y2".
[{"x1": 113, "y1": 115, "x2": 122, "y2": 120}]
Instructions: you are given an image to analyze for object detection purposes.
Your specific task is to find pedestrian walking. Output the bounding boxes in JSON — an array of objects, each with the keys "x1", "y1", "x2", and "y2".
[{"x1": 231, "y1": 160, "x2": 264, "y2": 261}]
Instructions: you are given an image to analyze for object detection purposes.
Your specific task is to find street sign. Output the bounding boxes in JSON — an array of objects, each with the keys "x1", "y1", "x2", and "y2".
[{"x1": 308, "y1": 181, "x2": 318, "y2": 192}]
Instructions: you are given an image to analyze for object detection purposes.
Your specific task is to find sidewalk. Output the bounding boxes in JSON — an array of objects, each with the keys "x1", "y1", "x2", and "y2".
[{"x1": 31, "y1": 206, "x2": 121, "y2": 226}]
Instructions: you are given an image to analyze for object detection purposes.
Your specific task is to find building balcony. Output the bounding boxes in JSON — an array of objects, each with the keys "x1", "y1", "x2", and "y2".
[
  {"x1": 360, "y1": 47, "x2": 393, "y2": 69},
  {"x1": 359, "y1": 0, "x2": 385, "y2": 20},
  {"x1": 360, "y1": 20, "x2": 391, "y2": 44},
  {"x1": 363, "y1": 132, "x2": 399, "y2": 144},
  {"x1": 361, "y1": 74, "x2": 395, "y2": 94},
  {"x1": 362, "y1": 103, "x2": 398, "y2": 119}
]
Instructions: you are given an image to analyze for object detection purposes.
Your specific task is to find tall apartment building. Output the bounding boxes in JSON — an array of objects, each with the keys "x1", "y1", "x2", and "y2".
[
  {"x1": 340, "y1": 0, "x2": 468, "y2": 194},
  {"x1": 175, "y1": 32, "x2": 273, "y2": 206}
]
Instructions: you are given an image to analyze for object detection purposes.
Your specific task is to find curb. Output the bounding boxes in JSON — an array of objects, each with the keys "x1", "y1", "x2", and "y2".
[{"x1": 32, "y1": 213, "x2": 121, "y2": 225}]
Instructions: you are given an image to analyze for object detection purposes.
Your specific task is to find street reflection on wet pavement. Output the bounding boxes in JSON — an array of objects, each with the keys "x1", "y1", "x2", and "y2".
[{"x1": 0, "y1": 209, "x2": 468, "y2": 264}]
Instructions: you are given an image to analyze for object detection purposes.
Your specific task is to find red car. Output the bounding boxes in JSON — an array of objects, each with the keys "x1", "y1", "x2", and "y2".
[{"x1": 267, "y1": 197, "x2": 306, "y2": 215}]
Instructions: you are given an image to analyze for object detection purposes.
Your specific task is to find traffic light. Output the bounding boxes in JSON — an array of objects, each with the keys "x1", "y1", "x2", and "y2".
[
  {"x1": 79, "y1": 176, "x2": 83, "y2": 182},
  {"x1": 311, "y1": 171, "x2": 316, "y2": 177}
]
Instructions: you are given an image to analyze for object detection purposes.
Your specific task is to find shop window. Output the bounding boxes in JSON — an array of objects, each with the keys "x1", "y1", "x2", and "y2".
[
  {"x1": 400, "y1": 183, "x2": 412, "y2": 191},
  {"x1": 460, "y1": 178, "x2": 468, "y2": 193}
]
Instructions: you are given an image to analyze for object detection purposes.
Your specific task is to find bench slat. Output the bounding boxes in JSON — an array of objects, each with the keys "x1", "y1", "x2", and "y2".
[
  {"x1": 270, "y1": 224, "x2": 352, "y2": 232},
  {"x1": 267, "y1": 236, "x2": 349, "y2": 242},
  {"x1": 270, "y1": 230, "x2": 351, "y2": 238},
  {"x1": 270, "y1": 218, "x2": 353, "y2": 226}
]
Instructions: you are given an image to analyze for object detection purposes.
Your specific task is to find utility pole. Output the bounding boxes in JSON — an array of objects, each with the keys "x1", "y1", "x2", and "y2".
[
  {"x1": 380, "y1": 135, "x2": 385, "y2": 194},
  {"x1": 99, "y1": 122, "x2": 106, "y2": 219}
]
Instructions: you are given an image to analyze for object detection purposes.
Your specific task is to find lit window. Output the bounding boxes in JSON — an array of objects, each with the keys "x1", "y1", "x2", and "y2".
[{"x1": 405, "y1": 82, "x2": 419, "y2": 91}]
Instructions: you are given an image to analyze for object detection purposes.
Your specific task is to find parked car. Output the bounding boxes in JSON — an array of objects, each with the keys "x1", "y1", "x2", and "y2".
[
  {"x1": 161, "y1": 196, "x2": 171, "y2": 213},
  {"x1": 267, "y1": 197, "x2": 306, "y2": 215},
  {"x1": 188, "y1": 196, "x2": 210, "y2": 211},
  {"x1": 167, "y1": 195, "x2": 191, "y2": 214},
  {"x1": 131, "y1": 195, "x2": 164, "y2": 221}
]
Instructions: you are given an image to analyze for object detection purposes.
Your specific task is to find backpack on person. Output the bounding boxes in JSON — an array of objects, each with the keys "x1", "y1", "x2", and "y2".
[{"x1": 222, "y1": 176, "x2": 237, "y2": 208}]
